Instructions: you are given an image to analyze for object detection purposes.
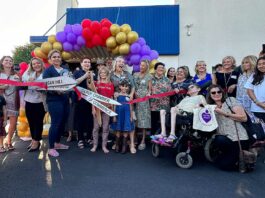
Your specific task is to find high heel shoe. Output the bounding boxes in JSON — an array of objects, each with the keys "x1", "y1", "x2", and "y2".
[{"x1": 28, "y1": 143, "x2": 40, "y2": 152}]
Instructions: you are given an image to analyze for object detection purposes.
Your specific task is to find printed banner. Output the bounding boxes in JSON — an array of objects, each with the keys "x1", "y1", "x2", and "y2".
[
  {"x1": 37, "y1": 76, "x2": 77, "y2": 91},
  {"x1": 77, "y1": 86, "x2": 121, "y2": 105},
  {"x1": 82, "y1": 94, "x2": 117, "y2": 117}
]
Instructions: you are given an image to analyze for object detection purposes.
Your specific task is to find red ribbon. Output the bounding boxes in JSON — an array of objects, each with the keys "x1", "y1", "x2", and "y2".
[
  {"x1": 127, "y1": 90, "x2": 187, "y2": 104},
  {"x1": 0, "y1": 79, "x2": 47, "y2": 89},
  {"x1": 73, "y1": 87, "x2": 82, "y2": 100}
]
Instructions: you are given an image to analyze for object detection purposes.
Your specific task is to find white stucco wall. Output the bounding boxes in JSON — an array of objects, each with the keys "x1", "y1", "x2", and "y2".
[
  {"x1": 177, "y1": 0, "x2": 265, "y2": 74},
  {"x1": 56, "y1": 0, "x2": 78, "y2": 32}
]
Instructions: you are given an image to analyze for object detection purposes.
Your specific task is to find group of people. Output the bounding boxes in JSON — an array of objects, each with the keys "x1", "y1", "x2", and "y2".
[{"x1": 0, "y1": 47, "x2": 264, "y2": 171}]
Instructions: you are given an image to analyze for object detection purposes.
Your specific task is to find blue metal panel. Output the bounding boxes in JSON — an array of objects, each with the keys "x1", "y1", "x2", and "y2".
[
  {"x1": 66, "y1": 5, "x2": 179, "y2": 55},
  {"x1": 30, "y1": 36, "x2": 48, "y2": 43}
]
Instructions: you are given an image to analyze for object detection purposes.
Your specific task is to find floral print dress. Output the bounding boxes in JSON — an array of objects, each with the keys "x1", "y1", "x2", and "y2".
[{"x1": 134, "y1": 73, "x2": 152, "y2": 129}]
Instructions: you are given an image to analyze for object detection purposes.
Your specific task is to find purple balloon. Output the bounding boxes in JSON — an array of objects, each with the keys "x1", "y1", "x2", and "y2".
[
  {"x1": 67, "y1": 33, "x2": 77, "y2": 44},
  {"x1": 133, "y1": 64, "x2": 140, "y2": 72},
  {"x1": 130, "y1": 43, "x2": 141, "y2": 54},
  {"x1": 130, "y1": 55, "x2": 141, "y2": 65},
  {"x1": 140, "y1": 45, "x2": 151, "y2": 56},
  {"x1": 72, "y1": 24, "x2": 83, "y2": 36},
  {"x1": 140, "y1": 55, "x2": 151, "y2": 61},
  {"x1": 137, "y1": 37, "x2": 146, "y2": 46},
  {"x1": 64, "y1": 24, "x2": 72, "y2": 33},
  {"x1": 150, "y1": 50, "x2": 159, "y2": 60},
  {"x1": 63, "y1": 42, "x2": 73, "y2": 52},
  {"x1": 73, "y1": 44, "x2": 81, "y2": 51},
  {"x1": 127, "y1": 60, "x2": 132, "y2": 66},
  {"x1": 77, "y1": 36, "x2": 85, "y2": 46},
  {"x1": 56, "y1": 31, "x2": 66, "y2": 43}
]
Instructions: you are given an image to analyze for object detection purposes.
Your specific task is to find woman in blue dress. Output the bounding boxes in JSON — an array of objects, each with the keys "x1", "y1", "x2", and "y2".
[
  {"x1": 193, "y1": 61, "x2": 213, "y2": 96},
  {"x1": 112, "y1": 80, "x2": 134, "y2": 154}
]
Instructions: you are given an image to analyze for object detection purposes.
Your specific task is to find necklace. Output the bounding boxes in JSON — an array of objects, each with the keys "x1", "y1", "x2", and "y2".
[{"x1": 223, "y1": 72, "x2": 232, "y2": 91}]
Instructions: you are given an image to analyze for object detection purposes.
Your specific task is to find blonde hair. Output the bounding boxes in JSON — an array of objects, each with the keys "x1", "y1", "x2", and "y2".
[
  {"x1": 0, "y1": 55, "x2": 15, "y2": 74},
  {"x1": 195, "y1": 60, "x2": 207, "y2": 74},
  {"x1": 222, "y1": 56, "x2": 236, "y2": 67},
  {"x1": 25, "y1": 57, "x2": 46, "y2": 75},
  {"x1": 112, "y1": 56, "x2": 125, "y2": 72},
  {"x1": 140, "y1": 59, "x2": 150, "y2": 74},
  {"x1": 48, "y1": 49, "x2": 61, "y2": 60},
  {"x1": 98, "y1": 66, "x2": 111, "y2": 82},
  {"x1": 241, "y1": 55, "x2": 257, "y2": 73}
]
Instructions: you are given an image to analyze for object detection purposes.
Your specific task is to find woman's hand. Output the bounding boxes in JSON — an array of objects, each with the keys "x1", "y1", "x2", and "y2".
[
  {"x1": 92, "y1": 108, "x2": 96, "y2": 117},
  {"x1": 114, "y1": 92, "x2": 119, "y2": 99},
  {"x1": 174, "y1": 88, "x2": 180, "y2": 93},
  {"x1": 227, "y1": 84, "x2": 236, "y2": 93},
  {"x1": 215, "y1": 107, "x2": 227, "y2": 116},
  {"x1": 257, "y1": 102, "x2": 265, "y2": 109},
  {"x1": 129, "y1": 93, "x2": 134, "y2": 101}
]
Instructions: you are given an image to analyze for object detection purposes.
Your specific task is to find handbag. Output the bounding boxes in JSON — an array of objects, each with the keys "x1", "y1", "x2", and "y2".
[{"x1": 225, "y1": 99, "x2": 257, "y2": 172}]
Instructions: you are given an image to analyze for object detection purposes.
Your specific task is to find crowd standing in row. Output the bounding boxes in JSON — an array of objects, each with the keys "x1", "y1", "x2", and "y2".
[{"x1": 0, "y1": 48, "x2": 265, "y2": 171}]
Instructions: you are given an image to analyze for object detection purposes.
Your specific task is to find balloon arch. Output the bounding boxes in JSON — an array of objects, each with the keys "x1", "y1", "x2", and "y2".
[{"x1": 31, "y1": 18, "x2": 159, "y2": 74}]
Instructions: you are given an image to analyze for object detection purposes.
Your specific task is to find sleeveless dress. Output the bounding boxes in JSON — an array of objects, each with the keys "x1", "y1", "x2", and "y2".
[
  {"x1": 215, "y1": 71, "x2": 239, "y2": 97},
  {"x1": 112, "y1": 95, "x2": 134, "y2": 132},
  {"x1": 134, "y1": 73, "x2": 151, "y2": 129}
]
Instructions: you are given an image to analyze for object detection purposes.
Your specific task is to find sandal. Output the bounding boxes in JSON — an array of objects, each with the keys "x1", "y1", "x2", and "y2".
[
  {"x1": 5, "y1": 143, "x2": 14, "y2": 151},
  {"x1": 138, "y1": 143, "x2": 146, "y2": 150},
  {"x1": 165, "y1": 134, "x2": 177, "y2": 143},
  {"x1": 0, "y1": 146, "x2": 6, "y2": 153},
  {"x1": 54, "y1": 143, "x2": 69, "y2": 150},
  {"x1": 48, "y1": 149, "x2": 59, "y2": 157},
  {"x1": 130, "y1": 145, "x2": 137, "y2": 154},
  {"x1": 251, "y1": 140, "x2": 265, "y2": 148},
  {"x1": 77, "y1": 140, "x2": 84, "y2": 149},
  {"x1": 150, "y1": 134, "x2": 165, "y2": 140}
]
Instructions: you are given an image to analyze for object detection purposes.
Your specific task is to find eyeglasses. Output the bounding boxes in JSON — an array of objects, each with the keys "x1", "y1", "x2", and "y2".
[{"x1": 210, "y1": 91, "x2": 222, "y2": 95}]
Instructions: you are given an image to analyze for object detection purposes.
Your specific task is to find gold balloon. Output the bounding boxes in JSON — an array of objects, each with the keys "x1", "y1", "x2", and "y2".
[
  {"x1": 106, "y1": 36, "x2": 117, "y2": 48},
  {"x1": 48, "y1": 35, "x2": 56, "y2": 44},
  {"x1": 110, "y1": 24, "x2": 120, "y2": 36},
  {"x1": 150, "y1": 59, "x2": 159, "y2": 69},
  {"x1": 41, "y1": 42, "x2": 52, "y2": 54},
  {"x1": 62, "y1": 51, "x2": 72, "y2": 60},
  {"x1": 120, "y1": 24, "x2": 132, "y2": 34},
  {"x1": 115, "y1": 32, "x2": 127, "y2": 44},
  {"x1": 119, "y1": 43, "x2": 130, "y2": 55},
  {"x1": 34, "y1": 47, "x2": 47, "y2": 59},
  {"x1": 53, "y1": 42, "x2": 63, "y2": 51},
  {"x1": 111, "y1": 46, "x2": 119, "y2": 55},
  {"x1": 149, "y1": 68, "x2": 155, "y2": 74},
  {"x1": 127, "y1": 31, "x2": 139, "y2": 44}
]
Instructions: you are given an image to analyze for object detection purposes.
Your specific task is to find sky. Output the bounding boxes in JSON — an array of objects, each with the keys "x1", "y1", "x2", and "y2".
[{"x1": 0, "y1": 0, "x2": 172, "y2": 57}]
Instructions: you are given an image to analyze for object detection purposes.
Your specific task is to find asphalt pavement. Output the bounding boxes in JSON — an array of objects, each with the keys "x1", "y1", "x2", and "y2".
[{"x1": 0, "y1": 137, "x2": 265, "y2": 198}]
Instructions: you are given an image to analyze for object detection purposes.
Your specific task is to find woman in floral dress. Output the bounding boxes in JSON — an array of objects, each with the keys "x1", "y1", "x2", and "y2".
[{"x1": 134, "y1": 60, "x2": 152, "y2": 150}]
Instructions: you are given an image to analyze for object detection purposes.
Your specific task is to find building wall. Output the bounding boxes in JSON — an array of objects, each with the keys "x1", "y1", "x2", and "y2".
[
  {"x1": 178, "y1": 0, "x2": 265, "y2": 74},
  {"x1": 56, "y1": 0, "x2": 79, "y2": 32}
]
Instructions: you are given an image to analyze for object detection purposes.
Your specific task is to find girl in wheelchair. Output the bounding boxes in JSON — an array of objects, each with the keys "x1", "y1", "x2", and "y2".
[{"x1": 151, "y1": 84, "x2": 207, "y2": 145}]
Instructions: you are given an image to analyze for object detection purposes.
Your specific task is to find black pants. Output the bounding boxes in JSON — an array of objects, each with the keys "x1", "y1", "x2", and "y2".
[
  {"x1": 75, "y1": 99, "x2": 93, "y2": 141},
  {"x1": 25, "y1": 102, "x2": 46, "y2": 141},
  {"x1": 151, "y1": 111, "x2": 161, "y2": 135},
  {"x1": 213, "y1": 135, "x2": 249, "y2": 171},
  {"x1": 254, "y1": 112, "x2": 265, "y2": 122}
]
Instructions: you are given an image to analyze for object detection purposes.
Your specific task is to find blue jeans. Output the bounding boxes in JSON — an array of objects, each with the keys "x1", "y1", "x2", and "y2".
[{"x1": 48, "y1": 100, "x2": 69, "y2": 148}]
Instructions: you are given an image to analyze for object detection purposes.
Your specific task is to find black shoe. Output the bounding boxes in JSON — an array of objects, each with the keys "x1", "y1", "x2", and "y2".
[{"x1": 28, "y1": 143, "x2": 40, "y2": 152}]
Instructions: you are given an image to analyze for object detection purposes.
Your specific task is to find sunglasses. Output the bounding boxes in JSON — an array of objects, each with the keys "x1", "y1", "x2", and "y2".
[{"x1": 211, "y1": 91, "x2": 222, "y2": 95}]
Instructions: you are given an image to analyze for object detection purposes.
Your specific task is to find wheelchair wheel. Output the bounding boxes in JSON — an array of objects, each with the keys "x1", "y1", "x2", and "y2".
[
  {"x1": 152, "y1": 143, "x2": 160, "y2": 157},
  {"x1": 176, "y1": 152, "x2": 193, "y2": 169},
  {"x1": 204, "y1": 138, "x2": 218, "y2": 162}
]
